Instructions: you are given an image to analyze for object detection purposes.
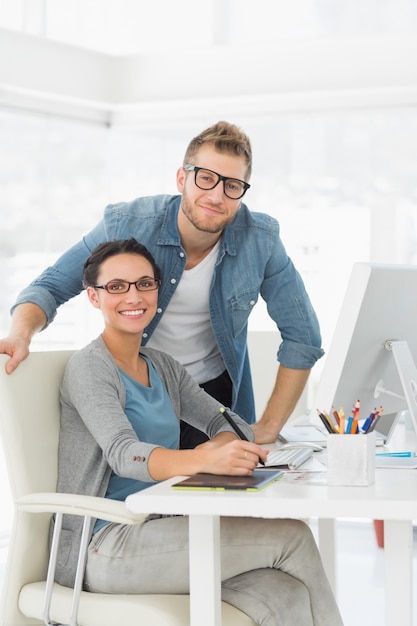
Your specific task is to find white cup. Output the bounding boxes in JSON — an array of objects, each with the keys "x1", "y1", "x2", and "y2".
[{"x1": 327, "y1": 431, "x2": 376, "y2": 486}]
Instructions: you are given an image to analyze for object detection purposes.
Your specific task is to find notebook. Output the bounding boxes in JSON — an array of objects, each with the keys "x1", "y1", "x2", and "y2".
[
  {"x1": 171, "y1": 469, "x2": 283, "y2": 492},
  {"x1": 279, "y1": 412, "x2": 401, "y2": 448}
]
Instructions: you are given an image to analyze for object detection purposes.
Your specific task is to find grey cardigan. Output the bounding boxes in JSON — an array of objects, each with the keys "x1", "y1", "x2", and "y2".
[{"x1": 55, "y1": 335, "x2": 254, "y2": 587}]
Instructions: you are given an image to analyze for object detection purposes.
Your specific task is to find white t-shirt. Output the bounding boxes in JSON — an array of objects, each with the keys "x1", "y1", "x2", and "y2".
[{"x1": 147, "y1": 241, "x2": 224, "y2": 384}]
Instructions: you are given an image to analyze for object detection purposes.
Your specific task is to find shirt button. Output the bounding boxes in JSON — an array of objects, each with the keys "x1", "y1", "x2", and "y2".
[
  {"x1": 179, "y1": 252, "x2": 185, "y2": 258},
  {"x1": 143, "y1": 332, "x2": 148, "y2": 338},
  {"x1": 171, "y1": 278, "x2": 177, "y2": 284},
  {"x1": 250, "y1": 300, "x2": 255, "y2": 305},
  {"x1": 157, "y1": 308, "x2": 162, "y2": 313}
]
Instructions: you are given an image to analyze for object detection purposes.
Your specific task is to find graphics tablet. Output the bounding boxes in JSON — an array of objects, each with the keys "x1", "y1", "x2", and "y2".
[{"x1": 171, "y1": 469, "x2": 283, "y2": 492}]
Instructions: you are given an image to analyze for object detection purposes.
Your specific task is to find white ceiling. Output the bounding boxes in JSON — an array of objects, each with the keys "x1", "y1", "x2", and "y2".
[
  {"x1": 1, "y1": 1, "x2": 417, "y2": 127},
  {"x1": 3, "y1": 0, "x2": 417, "y2": 56}
]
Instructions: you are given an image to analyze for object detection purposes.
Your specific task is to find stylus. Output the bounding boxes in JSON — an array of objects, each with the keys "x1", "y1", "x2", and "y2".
[{"x1": 219, "y1": 407, "x2": 265, "y2": 466}]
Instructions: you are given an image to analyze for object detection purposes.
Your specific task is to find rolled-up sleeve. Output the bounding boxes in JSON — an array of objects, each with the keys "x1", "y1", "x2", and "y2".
[{"x1": 277, "y1": 339, "x2": 324, "y2": 369}]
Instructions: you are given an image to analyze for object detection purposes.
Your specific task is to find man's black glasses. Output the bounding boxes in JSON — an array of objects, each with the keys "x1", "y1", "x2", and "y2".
[{"x1": 184, "y1": 164, "x2": 250, "y2": 200}]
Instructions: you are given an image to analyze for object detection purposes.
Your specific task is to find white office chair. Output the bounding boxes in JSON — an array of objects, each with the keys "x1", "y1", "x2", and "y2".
[{"x1": 0, "y1": 351, "x2": 255, "y2": 626}]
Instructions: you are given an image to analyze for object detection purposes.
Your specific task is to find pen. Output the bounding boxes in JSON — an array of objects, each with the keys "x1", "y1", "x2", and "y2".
[
  {"x1": 376, "y1": 451, "x2": 416, "y2": 457},
  {"x1": 323, "y1": 409, "x2": 338, "y2": 433},
  {"x1": 360, "y1": 408, "x2": 377, "y2": 434},
  {"x1": 316, "y1": 409, "x2": 336, "y2": 434},
  {"x1": 323, "y1": 410, "x2": 339, "y2": 433},
  {"x1": 219, "y1": 407, "x2": 265, "y2": 466},
  {"x1": 366, "y1": 407, "x2": 383, "y2": 433}
]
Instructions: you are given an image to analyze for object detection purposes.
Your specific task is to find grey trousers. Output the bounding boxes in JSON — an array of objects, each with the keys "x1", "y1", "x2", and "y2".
[{"x1": 85, "y1": 516, "x2": 343, "y2": 626}]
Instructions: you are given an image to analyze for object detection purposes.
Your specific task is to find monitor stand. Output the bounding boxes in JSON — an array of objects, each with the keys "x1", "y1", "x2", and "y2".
[{"x1": 378, "y1": 340, "x2": 417, "y2": 436}]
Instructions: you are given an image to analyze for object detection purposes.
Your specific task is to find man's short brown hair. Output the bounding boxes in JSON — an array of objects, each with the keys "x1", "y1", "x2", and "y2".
[{"x1": 183, "y1": 121, "x2": 252, "y2": 179}]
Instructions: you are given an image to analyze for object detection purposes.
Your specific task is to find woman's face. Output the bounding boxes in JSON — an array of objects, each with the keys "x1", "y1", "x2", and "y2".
[{"x1": 87, "y1": 252, "x2": 159, "y2": 336}]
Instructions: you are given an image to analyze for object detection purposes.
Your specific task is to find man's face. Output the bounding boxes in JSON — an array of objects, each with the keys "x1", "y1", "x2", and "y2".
[{"x1": 177, "y1": 145, "x2": 249, "y2": 234}]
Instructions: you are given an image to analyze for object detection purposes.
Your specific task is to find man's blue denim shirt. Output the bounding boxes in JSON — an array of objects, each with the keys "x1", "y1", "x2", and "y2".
[{"x1": 14, "y1": 194, "x2": 324, "y2": 423}]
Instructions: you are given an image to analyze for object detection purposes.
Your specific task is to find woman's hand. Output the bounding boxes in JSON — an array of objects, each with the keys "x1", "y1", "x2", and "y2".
[
  {"x1": 194, "y1": 438, "x2": 269, "y2": 476},
  {"x1": 148, "y1": 438, "x2": 269, "y2": 481}
]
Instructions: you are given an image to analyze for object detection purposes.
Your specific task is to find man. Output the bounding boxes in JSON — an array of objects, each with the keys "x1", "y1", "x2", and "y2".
[{"x1": 0, "y1": 121, "x2": 323, "y2": 446}]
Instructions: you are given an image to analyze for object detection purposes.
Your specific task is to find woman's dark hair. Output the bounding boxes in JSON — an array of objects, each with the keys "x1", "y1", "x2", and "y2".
[{"x1": 83, "y1": 238, "x2": 162, "y2": 288}]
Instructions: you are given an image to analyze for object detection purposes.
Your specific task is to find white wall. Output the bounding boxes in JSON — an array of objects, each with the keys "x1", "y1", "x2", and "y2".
[{"x1": 247, "y1": 331, "x2": 309, "y2": 420}]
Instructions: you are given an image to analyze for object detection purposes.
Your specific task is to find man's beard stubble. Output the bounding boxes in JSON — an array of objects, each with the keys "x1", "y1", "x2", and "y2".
[{"x1": 180, "y1": 194, "x2": 237, "y2": 234}]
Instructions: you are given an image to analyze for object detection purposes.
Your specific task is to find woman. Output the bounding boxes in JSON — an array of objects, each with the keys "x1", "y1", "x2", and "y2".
[{"x1": 56, "y1": 238, "x2": 343, "y2": 625}]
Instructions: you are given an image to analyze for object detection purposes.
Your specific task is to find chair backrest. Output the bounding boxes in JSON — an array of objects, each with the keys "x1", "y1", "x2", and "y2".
[
  {"x1": 0, "y1": 351, "x2": 73, "y2": 625},
  {"x1": 0, "y1": 351, "x2": 73, "y2": 500}
]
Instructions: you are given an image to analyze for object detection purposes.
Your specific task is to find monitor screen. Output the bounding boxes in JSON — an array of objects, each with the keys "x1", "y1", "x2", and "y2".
[{"x1": 310, "y1": 262, "x2": 417, "y2": 434}]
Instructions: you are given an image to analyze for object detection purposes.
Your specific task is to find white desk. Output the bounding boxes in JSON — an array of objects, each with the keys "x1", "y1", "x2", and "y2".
[{"x1": 126, "y1": 469, "x2": 417, "y2": 626}]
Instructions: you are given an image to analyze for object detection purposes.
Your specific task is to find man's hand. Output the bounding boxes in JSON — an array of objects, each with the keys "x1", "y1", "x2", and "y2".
[
  {"x1": 0, "y1": 337, "x2": 30, "y2": 374},
  {"x1": 251, "y1": 420, "x2": 281, "y2": 444},
  {"x1": 0, "y1": 302, "x2": 47, "y2": 374}
]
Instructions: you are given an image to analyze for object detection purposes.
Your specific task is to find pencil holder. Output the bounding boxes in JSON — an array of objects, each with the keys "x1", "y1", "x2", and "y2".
[{"x1": 327, "y1": 431, "x2": 375, "y2": 486}]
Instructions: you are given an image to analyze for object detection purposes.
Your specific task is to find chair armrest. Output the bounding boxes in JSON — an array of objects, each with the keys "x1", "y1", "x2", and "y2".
[{"x1": 16, "y1": 492, "x2": 146, "y2": 525}]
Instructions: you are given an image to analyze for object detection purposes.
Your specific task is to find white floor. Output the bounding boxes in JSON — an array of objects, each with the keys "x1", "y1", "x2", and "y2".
[
  {"x1": 312, "y1": 519, "x2": 417, "y2": 626},
  {"x1": 0, "y1": 519, "x2": 416, "y2": 625}
]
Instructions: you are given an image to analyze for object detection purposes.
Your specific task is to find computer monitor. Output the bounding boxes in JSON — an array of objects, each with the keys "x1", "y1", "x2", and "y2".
[{"x1": 310, "y1": 262, "x2": 417, "y2": 435}]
